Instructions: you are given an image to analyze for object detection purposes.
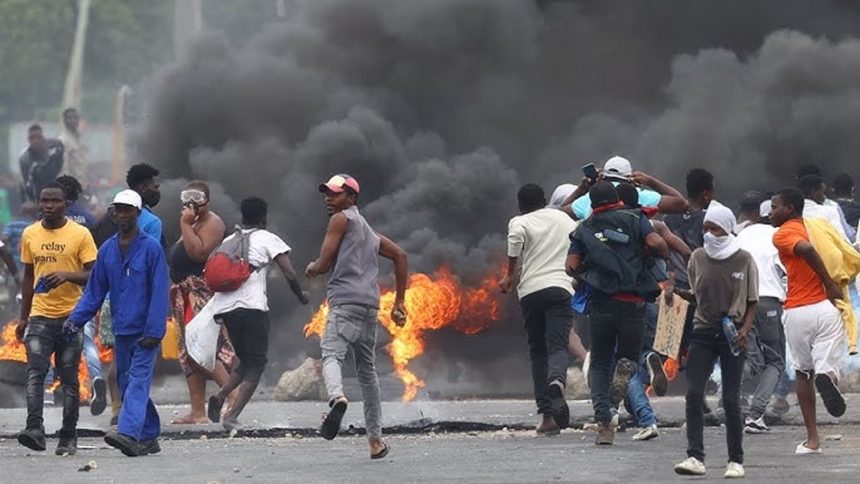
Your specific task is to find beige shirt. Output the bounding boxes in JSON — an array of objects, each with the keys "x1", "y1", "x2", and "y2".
[
  {"x1": 688, "y1": 248, "x2": 759, "y2": 329},
  {"x1": 58, "y1": 129, "x2": 88, "y2": 182},
  {"x1": 507, "y1": 208, "x2": 578, "y2": 299}
]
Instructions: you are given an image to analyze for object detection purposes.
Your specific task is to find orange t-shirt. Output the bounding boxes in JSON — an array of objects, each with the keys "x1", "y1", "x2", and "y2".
[{"x1": 772, "y1": 218, "x2": 828, "y2": 309}]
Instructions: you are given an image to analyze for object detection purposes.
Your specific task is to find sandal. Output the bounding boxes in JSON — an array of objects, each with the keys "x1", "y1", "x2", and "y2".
[
  {"x1": 371, "y1": 443, "x2": 390, "y2": 460},
  {"x1": 320, "y1": 398, "x2": 347, "y2": 440},
  {"x1": 795, "y1": 441, "x2": 822, "y2": 455}
]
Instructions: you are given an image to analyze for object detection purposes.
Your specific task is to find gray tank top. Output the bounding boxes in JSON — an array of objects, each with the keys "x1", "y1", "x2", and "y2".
[{"x1": 327, "y1": 206, "x2": 381, "y2": 307}]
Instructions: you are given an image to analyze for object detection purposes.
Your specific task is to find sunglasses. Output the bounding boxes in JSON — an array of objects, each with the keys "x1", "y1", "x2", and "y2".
[{"x1": 180, "y1": 189, "x2": 207, "y2": 205}]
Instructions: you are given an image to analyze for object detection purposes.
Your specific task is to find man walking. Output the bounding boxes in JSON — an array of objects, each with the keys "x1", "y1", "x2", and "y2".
[
  {"x1": 566, "y1": 181, "x2": 668, "y2": 445},
  {"x1": 306, "y1": 174, "x2": 408, "y2": 460},
  {"x1": 500, "y1": 184, "x2": 578, "y2": 436},
  {"x1": 66, "y1": 190, "x2": 169, "y2": 457},
  {"x1": 736, "y1": 201, "x2": 786, "y2": 434},
  {"x1": 16, "y1": 182, "x2": 97, "y2": 455},
  {"x1": 207, "y1": 196, "x2": 309, "y2": 430},
  {"x1": 770, "y1": 187, "x2": 847, "y2": 454}
]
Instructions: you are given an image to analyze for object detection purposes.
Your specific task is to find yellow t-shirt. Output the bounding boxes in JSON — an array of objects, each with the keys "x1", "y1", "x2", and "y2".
[{"x1": 21, "y1": 220, "x2": 98, "y2": 319}]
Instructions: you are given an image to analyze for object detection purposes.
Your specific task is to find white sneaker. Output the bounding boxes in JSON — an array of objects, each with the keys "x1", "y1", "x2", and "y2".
[
  {"x1": 674, "y1": 457, "x2": 706, "y2": 476},
  {"x1": 744, "y1": 416, "x2": 768, "y2": 434},
  {"x1": 724, "y1": 462, "x2": 745, "y2": 478},
  {"x1": 632, "y1": 424, "x2": 659, "y2": 441}
]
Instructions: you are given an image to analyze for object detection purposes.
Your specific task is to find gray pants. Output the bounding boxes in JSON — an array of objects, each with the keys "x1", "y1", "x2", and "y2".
[
  {"x1": 320, "y1": 304, "x2": 382, "y2": 439},
  {"x1": 742, "y1": 297, "x2": 786, "y2": 419}
]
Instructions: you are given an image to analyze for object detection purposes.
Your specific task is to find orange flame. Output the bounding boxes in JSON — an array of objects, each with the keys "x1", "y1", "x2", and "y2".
[{"x1": 304, "y1": 266, "x2": 503, "y2": 401}]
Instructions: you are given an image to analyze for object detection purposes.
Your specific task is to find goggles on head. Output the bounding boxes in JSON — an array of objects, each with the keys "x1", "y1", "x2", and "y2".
[{"x1": 180, "y1": 189, "x2": 207, "y2": 205}]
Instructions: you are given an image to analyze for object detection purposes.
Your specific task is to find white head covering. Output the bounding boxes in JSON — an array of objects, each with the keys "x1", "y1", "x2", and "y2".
[
  {"x1": 759, "y1": 200, "x2": 772, "y2": 218},
  {"x1": 703, "y1": 204, "x2": 741, "y2": 260},
  {"x1": 548, "y1": 183, "x2": 577, "y2": 209}
]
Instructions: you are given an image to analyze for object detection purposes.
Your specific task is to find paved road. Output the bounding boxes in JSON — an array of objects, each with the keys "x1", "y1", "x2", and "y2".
[{"x1": 1, "y1": 425, "x2": 858, "y2": 483}]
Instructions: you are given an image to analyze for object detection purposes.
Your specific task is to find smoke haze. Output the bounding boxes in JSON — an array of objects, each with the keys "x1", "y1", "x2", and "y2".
[{"x1": 133, "y1": 0, "x2": 860, "y2": 392}]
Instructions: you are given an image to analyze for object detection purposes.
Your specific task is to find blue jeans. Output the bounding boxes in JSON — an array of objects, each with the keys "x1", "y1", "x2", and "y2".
[
  {"x1": 83, "y1": 320, "x2": 103, "y2": 380},
  {"x1": 627, "y1": 303, "x2": 658, "y2": 427},
  {"x1": 115, "y1": 334, "x2": 161, "y2": 441}
]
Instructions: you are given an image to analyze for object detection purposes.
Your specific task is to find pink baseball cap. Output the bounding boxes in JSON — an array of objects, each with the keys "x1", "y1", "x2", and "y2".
[{"x1": 319, "y1": 174, "x2": 360, "y2": 194}]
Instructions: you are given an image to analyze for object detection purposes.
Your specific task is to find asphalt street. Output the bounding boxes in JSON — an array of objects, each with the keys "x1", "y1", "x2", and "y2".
[{"x1": 1, "y1": 425, "x2": 858, "y2": 483}]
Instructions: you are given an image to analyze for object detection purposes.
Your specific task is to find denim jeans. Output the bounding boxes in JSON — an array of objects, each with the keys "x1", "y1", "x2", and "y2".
[
  {"x1": 520, "y1": 287, "x2": 573, "y2": 414},
  {"x1": 627, "y1": 302, "x2": 658, "y2": 427},
  {"x1": 24, "y1": 316, "x2": 83, "y2": 434},
  {"x1": 83, "y1": 320, "x2": 103, "y2": 381},
  {"x1": 320, "y1": 304, "x2": 383, "y2": 439},
  {"x1": 741, "y1": 297, "x2": 785, "y2": 419},
  {"x1": 685, "y1": 327, "x2": 744, "y2": 464},
  {"x1": 588, "y1": 298, "x2": 646, "y2": 425}
]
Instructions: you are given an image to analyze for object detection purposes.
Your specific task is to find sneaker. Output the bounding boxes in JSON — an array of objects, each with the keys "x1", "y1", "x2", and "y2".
[
  {"x1": 609, "y1": 358, "x2": 636, "y2": 407},
  {"x1": 632, "y1": 424, "x2": 659, "y2": 441},
  {"x1": 595, "y1": 423, "x2": 615, "y2": 445},
  {"x1": 744, "y1": 416, "x2": 769, "y2": 434},
  {"x1": 139, "y1": 438, "x2": 161, "y2": 456},
  {"x1": 674, "y1": 457, "x2": 706, "y2": 476},
  {"x1": 548, "y1": 379, "x2": 570, "y2": 429},
  {"x1": 646, "y1": 352, "x2": 668, "y2": 396},
  {"x1": 724, "y1": 462, "x2": 745, "y2": 478},
  {"x1": 55, "y1": 433, "x2": 77, "y2": 456},
  {"x1": 104, "y1": 431, "x2": 141, "y2": 457},
  {"x1": 91, "y1": 377, "x2": 107, "y2": 416},
  {"x1": 814, "y1": 374, "x2": 846, "y2": 417},
  {"x1": 17, "y1": 427, "x2": 46, "y2": 451}
]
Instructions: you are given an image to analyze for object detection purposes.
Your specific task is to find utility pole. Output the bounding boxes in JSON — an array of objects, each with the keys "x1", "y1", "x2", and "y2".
[
  {"x1": 62, "y1": 0, "x2": 92, "y2": 110},
  {"x1": 174, "y1": 0, "x2": 204, "y2": 58}
]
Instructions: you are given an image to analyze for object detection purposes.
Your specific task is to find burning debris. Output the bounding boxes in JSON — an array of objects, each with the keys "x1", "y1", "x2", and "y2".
[{"x1": 304, "y1": 267, "x2": 503, "y2": 401}]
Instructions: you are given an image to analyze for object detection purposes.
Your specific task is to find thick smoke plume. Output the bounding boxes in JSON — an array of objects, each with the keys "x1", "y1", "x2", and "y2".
[{"x1": 133, "y1": 0, "x2": 860, "y2": 392}]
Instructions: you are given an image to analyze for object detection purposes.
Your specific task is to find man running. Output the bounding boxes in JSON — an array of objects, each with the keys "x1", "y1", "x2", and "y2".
[
  {"x1": 566, "y1": 181, "x2": 668, "y2": 445},
  {"x1": 16, "y1": 182, "x2": 97, "y2": 455},
  {"x1": 500, "y1": 184, "x2": 578, "y2": 436},
  {"x1": 66, "y1": 190, "x2": 169, "y2": 457},
  {"x1": 207, "y1": 196, "x2": 309, "y2": 430},
  {"x1": 306, "y1": 174, "x2": 407, "y2": 460},
  {"x1": 770, "y1": 187, "x2": 847, "y2": 455}
]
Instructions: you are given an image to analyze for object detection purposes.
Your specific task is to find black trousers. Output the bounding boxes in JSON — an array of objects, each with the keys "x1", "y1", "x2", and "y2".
[
  {"x1": 217, "y1": 308, "x2": 270, "y2": 382},
  {"x1": 587, "y1": 298, "x2": 646, "y2": 424},
  {"x1": 520, "y1": 287, "x2": 573, "y2": 414},
  {"x1": 24, "y1": 316, "x2": 83, "y2": 434},
  {"x1": 685, "y1": 327, "x2": 745, "y2": 464}
]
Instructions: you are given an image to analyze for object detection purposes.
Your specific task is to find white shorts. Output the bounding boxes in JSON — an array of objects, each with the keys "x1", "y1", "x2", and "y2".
[{"x1": 783, "y1": 300, "x2": 846, "y2": 378}]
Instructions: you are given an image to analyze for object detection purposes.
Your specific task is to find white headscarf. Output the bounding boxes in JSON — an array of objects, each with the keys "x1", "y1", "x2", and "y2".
[
  {"x1": 548, "y1": 184, "x2": 577, "y2": 209},
  {"x1": 703, "y1": 204, "x2": 741, "y2": 260}
]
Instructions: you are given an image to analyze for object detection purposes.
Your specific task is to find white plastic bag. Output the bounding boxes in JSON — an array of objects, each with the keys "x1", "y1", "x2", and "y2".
[{"x1": 184, "y1": 300, "x2": 219, "y2": 372}]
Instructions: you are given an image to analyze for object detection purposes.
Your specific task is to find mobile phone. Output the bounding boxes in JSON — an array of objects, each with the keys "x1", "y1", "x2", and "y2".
[{"x1": 582, "y1": 163, "x2": 598, "y2": 181}]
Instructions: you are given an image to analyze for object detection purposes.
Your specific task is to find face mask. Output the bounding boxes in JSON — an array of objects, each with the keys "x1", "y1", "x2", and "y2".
[{"x1": 703, "y1": 231, "x2": 739, "y2": 260}]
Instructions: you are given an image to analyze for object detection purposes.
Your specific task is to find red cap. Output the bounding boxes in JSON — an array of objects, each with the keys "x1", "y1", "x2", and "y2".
[{"x1": 319, "y1": 174, "x2": 360, "y2": 194}]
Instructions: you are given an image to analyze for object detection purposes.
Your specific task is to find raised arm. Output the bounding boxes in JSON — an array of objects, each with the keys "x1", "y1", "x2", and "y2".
[
  {"x1": 630, "y1": 172, "x2": 689, "y2": 214},
  {"x1": 180, "y1": 210, "x2": 225, "y2": 263}
]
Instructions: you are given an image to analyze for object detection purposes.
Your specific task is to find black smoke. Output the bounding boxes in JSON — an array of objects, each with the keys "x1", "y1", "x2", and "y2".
[{"x1": 133, "y1": 0, "x2": 860, "y2": 393}]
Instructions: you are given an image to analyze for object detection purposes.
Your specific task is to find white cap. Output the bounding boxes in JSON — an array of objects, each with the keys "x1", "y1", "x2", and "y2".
[
  {"x1": 112, "y1": 190, "x2": 142, "y2": 210},
  {"x1": 759, "y1": 200, "x2": 772, "y2": 218},
  {"x1": 603, "y1": 156, "x2": 632, "y2": 180}
]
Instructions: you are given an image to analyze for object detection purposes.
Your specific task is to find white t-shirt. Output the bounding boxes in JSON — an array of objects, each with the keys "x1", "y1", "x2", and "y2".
[
  {"x1": 210, "y1": 229, "x2": 291, "y2": 314},
  {"x1": 507, "y1": 208, "x2": 578, "y2": 299},
  {"x1": 735, "y1": 223, "x2": 786, "y2": 301}
]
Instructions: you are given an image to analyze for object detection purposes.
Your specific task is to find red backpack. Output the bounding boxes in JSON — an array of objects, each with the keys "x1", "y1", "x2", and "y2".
[{"x1": 204, "y1": 227, "x2": 258, "y2": 292}]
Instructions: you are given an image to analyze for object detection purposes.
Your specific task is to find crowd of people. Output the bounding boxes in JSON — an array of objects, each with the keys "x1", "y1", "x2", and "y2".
[
  {"x1": 503, "y1": 156, "x2": 860, "y2": 478},
  {"x1": 6, "y1": 117, "x2": 860, "y2": 473}
]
